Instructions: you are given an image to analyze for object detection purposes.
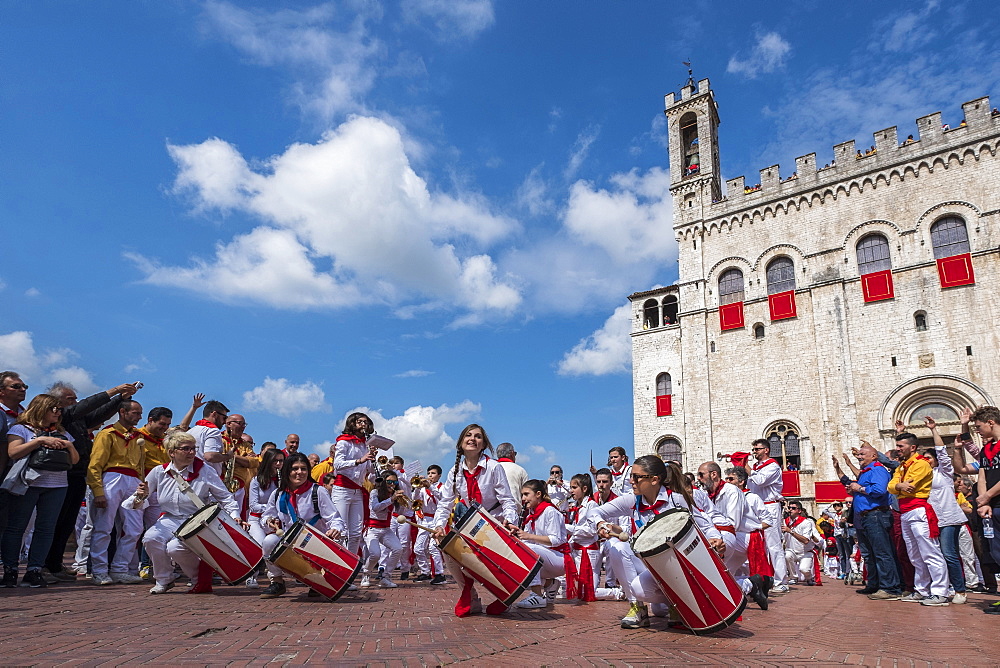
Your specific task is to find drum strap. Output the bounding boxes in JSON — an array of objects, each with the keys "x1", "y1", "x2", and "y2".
[{"x1": 166, "y1": 469, "x2": 206, "y2": 509}]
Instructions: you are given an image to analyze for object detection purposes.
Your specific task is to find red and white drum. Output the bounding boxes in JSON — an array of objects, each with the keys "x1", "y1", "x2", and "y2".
[
  {"x1": 174, "y1": 503, "x2": 263, "y2": 584},
  {"x1": 631, "y1": 507, "x2": 746, "y2": 634},
  {"x1": 439, "y1": 504, "x2": 542, "y2": 607},
  {"x1": 269, "y1": 521, "x2": 362, "y2": 601}
]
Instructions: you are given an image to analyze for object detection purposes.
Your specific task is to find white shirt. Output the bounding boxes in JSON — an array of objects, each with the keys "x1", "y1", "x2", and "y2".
[
  {"x1": 133, "y1": 459, "x2": 239, "y2": 520},
  {"x1": 248, "y1": 476, "x2": 278, "y2": 517},
  {"x1": 588, "y1": 488, "x2": 722, "y2": 541},
  {"x1": 522, "y1": 504, "x2": 567, "y2": 547},
  {"x1": 189, "y1": 424, "x2": 224, "y2": 476},
  {"x1": 332, "y1": 435, "x2": 374, "y2": 487},
  {"x1": 263, "y1": 483, "x2": 345, "y2": 535},
  {"x1": 498, "y1": 460, "x2": 528, "y2": 497},
  {"x1": 415, "y1": 482, "x2": 442, "y2": 520},
  {"x1": 930, "y1": 445, "x2": 967, "y2": 527},
  {"x1": 565, "y1": 498, "x2": 599, "y2": 547},
  {"x1": 547, "y1": 480, "x2": 572, "y2": 511},
  {"x1": 432, "y1": 455, "x2": 519, "y2": 528},
  {"x1": 783, "y1": 516, "x2": 821, "y2": 556},
  {"x1": 747, "y1": 458, "x2": 784, "y2": 503},
  {"x1": 707, "y1": 481, "x2": 761, "y2": 533},
  {"x1": 610, "y1": 464, "x2": 633, "y2": 497}
]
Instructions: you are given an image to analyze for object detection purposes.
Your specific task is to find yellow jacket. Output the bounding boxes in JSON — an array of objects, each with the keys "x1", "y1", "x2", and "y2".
[
  {"x1": 136, "y1": 427, "x2": 168, "y2": 475},
  {"x1": 889, "y1": 453, "x2": 933, "y2": 500},
  {"x1": 87, "y1": 422, "x2": 141, "y2": 497},
  {"x1": 311, "y1": 457, "x2": 335, "y2": 483}
]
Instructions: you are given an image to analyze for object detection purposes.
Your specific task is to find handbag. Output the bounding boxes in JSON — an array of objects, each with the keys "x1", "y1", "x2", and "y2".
[{"x1": 26, "y1": 430, "x2": 73, "y2": 472}]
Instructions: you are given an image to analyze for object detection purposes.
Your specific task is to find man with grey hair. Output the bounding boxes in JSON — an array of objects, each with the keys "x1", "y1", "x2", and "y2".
[{"x1": 496, "y1": 442, "x2": 528, "y2": 498}]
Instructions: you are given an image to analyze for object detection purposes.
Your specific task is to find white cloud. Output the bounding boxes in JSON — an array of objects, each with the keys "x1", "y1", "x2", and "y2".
[
  {"x1": 243, "y1": 377, "x2": 331, "y2": 419},
  {"x1": 727, "y1": 31, "x2": 792, "y2": 79},
  {"x1": 524, "y1": 444, "x2": 558, "y2": 467},
  {"x1": 24, "y1": 288, "x2": 40, "y2": 298},
  {"x1": 564, "y1": 124, "x2": 600, "y2": 180},
  {"x1": 0, "y1": 331, "x2": 99, "y2": 394},
  {"x1": 306, "y1": 439, "x2": 336, "y2": 458},
  {"x1": 123, "y1": 355, "x2": 156, "y2": 375},
  {"x1": 140, "y1": 116, "x2": 520, "y2": 319},
  {"x1": 880, "y1": 0, "x2": 940, "y2": 52},
  {"x1": 0, "y1": 278, "x2": 6, "y2": 291},
  {"x1": 557, "y1": 303, "x2": 632, "y2": 377},
  {"x1": 402, "y1": 0, "x2": 495, "y2": 41},
  {"x1": 516, "y1": 164, "x2": 554, "y2": 217},
  {"x1": 394, "y1": 369, "x2": 434, "y2": 378},
  {"x1": 350, "y1": 400, "x2": 480, "y2": 465}
]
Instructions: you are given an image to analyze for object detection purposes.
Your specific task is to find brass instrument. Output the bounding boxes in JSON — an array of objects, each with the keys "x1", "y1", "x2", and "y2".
[
  {"x1": 410, "y1": 474, "x2": 427, "y2": 490},
  {"x1": 377, "y1": 455, "x2": 389, "y2": 468},
  {"x1": 222, "y1": 432, "x2": 241, "y2": 493}
]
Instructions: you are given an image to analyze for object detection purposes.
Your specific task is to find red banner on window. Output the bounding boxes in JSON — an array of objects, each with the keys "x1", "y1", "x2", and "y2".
[
  {"x1": 655, "y1": 394, "x2": 672, "y2": 417},
  {"x1": 936, "y1": 253, "x2": 975, "y2": 288},
  {"x1": 719, "y1": 301, "x2": 744, "y2": 331},
  {"x1": 768, "y1": 290, "x2": 797, "y2": 321},
  {"x1": 861, "y1": 270, "x2": 894, "y2": 303},
  {"x1": 814, "y1": 481, "x2": 849, "y2": 503},
  {"x1": 781, "y1": 470, "x2": 801, "y2": 497}
]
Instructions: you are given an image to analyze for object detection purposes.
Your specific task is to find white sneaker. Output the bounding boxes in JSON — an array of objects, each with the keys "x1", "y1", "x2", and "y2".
[
  {"x1": 515, "y1": 593, "x2": 548, "y2": 609},
  {"x1": 111, "y1": 572, "x2": 144, "y2": 584},
  {"x1": 346, "y1": 584, "x2": 358, "y2": 591},
  {"x1": 92, "y1": 573, "x2": 114, "y2": 586},
  {"x1": 771, "y1": 584, "x2": 789, "y2": 594},
  {"x1": 543, "y1": 580, "x2": 561, "y2": 601},
  {"x1": 149, "y1": 582, "x2": 174, "y2": 594},
  {"x1": 920, "y1": 595, "x2": 950, "y2": 606},
  {"x1": 245, "y1": 576, "x2": 259, "y2": 589},
  {"x1": 899, "y1": 592, "x2": 925, "y2": 602},
  {"x1": 360, "y1": 575, "x2": 371, "y2": 588},
  {"x1": 952, "y1": 592, "x2": 967, "y2": 604},
  {"x1": 379, "y1": 577, "x2": 398, "y2": 588}
]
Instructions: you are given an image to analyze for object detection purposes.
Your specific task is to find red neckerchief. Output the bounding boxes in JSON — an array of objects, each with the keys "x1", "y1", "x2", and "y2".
[
  {"x1": 194, "y1": 419, "x2": 218, "y2": 429},
  {"x1": 138, "y1": 427, "x2": 163, "y2": 447},
  {"x1": 592, "y1": 491, "x2": 617, "y2": 504},
  {"x1": 336, "y1": 434, "x2": 364, "y2": 444},
  {"x1": 707, "y1": 480, "x2": 727, "y2": 501},
  {"x1": 983, "y1": 439, "x2": 1000, "y2": 462},
  {"x1": 567, "y1": 503, "x2": 586, "y2": 525},
  {"x1": 3, "y1": 407, "x2": 19, "y2": 418},
  {"x1": 611, "y1": 466, "x2": 627, "y2": 477},
  {"x1": 785, "y1": 515, "x2": 805, "y2": 528},
  {"x1": 164, "y1": 457, "x2": 204, "y2": 482},
  {"x1": 463, "y1": 466, "x2": 484, "y2": 504},
  {"x1": 103, "y1": 423, "x2": 140, "y2": 443},
  {"x1": 858, "y1": 461, "x2": 885, "y2": 475},
  {"x1": 497, "y1": 457, "x2": 514, "y2": 463},
  {"x1": 286, "y1": 480, "x2": 314, "y2": 505},
  {"x1": 637, "y1": 497, "x2": 667, "y2": 514},
  {"x1": 522, "y1": 501, "x2": 556, "y2": 530},
  {"x1": 898, "y1": 453, "x2": 929, "y2": 481},
  {"x1": 753, "y1": 458, "x2": 778, "y2": 471}
]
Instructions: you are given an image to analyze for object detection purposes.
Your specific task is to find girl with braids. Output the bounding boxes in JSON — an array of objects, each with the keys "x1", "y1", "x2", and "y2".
[
  {"x1": 431, "y1": 424, "x2": 519, "y2": 617},
  {"x1": 259, "y1": 453, "x2": 345, "y2": 600},
  {"x1": 588, "y1": 455, "x2": 724, "y2": 629},
  {"x1": 566, "y1": 472, "x2": 624, "y2": 601},
  {"x1": 330, "y1": 412, "x2": 377, "y2": 558},
  {"x1": 246, "y1": 448, "x2": 285, "y2": 588},
  {"x1": 507, "y1": 479, "x2": 571, "y2": 609}
]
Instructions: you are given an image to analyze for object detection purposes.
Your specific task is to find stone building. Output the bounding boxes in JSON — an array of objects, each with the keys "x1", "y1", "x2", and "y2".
[{"x1": 629, "y1": 78, "x2": 1000, "y2": 502}]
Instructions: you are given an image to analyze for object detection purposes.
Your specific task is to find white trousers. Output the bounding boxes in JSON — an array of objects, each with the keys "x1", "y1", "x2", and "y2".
[
  {"x1": 414, "y1": 519, "x2": 444, "y2": 575},
  {"x1": 73, "y1": 503, "x2": 92, "y2": 571},
  {"x1": 526, "y1": 543, "x2": 566, "y2": 586},
  {"x1": 143, "y1": 514, "x2": 200, "y2": 586},
  {"x1": 366, "y1": 526, "x2": 403, "y2": 576},
  {"x1": 901, "y1": 507, "x2": 949, "y2": 597},
  {"x1": 959, "y1": 524, "x2": 981, "y2": 587},
  {"x1": 574, "y1": 543, "x2": 621, "y2": 599},
  {"x1": 382, "y1": 516, "x2": 412, "y2": 571},
  {"x1": 328, "y1": 486, "x2": 365, "y2": 556},
  {"x1": 89, "y1": 473, "x2": 144, "y2": 575},
  {"x1": 761, "y1": 503, "x2": 788, "y2": 584},
  {"x1": 261, "y1": 533, "x2": 286, "y2": 578},
  {"x1": 605, "y1": 537, "x2": 646, "y2": 604},
  {"x1": 784, "y1": 546, "x2": 815, "y2": 582},
  {"x1": 720, "y1": 530, "x2": 752, "y2": 593}
]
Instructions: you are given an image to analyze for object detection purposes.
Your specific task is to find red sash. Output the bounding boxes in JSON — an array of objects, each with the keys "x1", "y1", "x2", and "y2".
[
  {"x1": 897, "y1": 497, "x2": 940, "y2": 539},
  {"x1": 367, "y1": 516, "x2": 392, "y2": 528},
  {"x1": 551, "y1": 542, "x2": 581, "y2": 600},
  {"x1": 333, "y1": 474, "x2": 370, "y2": 525},
  {"x1": 747, "y1": 529, "x2": 774, "y2": 577},
  {"x1": 571, "y1": 541, "x2": 597, "y2": 602}
]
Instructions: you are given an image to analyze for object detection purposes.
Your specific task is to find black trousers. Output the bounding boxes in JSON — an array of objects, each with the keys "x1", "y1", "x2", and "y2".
[{"x1": 44, "y1": 474, "x2": 87, "y2": 572}]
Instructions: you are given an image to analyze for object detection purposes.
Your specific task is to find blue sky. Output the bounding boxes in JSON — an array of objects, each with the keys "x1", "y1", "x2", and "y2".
[{"x1": 2, "y1": 1, "x2": 998, "y2": 479}]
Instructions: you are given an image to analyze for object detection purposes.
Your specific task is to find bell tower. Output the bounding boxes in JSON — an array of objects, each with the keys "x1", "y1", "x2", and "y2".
[{"x1": 664, "y1": 75, "x2": 721, "y2": 228}]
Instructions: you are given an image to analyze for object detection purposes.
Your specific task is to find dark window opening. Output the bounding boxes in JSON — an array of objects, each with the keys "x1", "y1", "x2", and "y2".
[
  {"x1": 766, "y1": 257, "x2": 795, "y2": 294},
  {"x1": 718, "y1": 268, "x2": 745, "y2": 306},
  {"x1": 891, "y1": 356, "x2": 897, "y2": 367},
  {"x1": 857, "y1": 234, "x2": 892, "y2": 275},
  {"x1": 754, "y1": 324, "x2": 765, "y2": 339},
  {"x1": 930, "y1": 217, "x2": 971, "y2": 259},
  {"x1": 915, "y1": 312, "x2": 927, "y2": 331},
  {"x1": 642, "y1": 299, "x2": 659, "y2": 329},
  {"x1": 663, "y1": 295, "x2": 679, "y2": 325},
  {"x1": 680, "y1": 112, "x2": 700, "y2": 176}
]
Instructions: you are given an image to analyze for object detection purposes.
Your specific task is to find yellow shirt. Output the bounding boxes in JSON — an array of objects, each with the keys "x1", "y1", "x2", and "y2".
[
  {"x1": 888, "y1": 453, "x2": 933, "y2": 500},
  {"x1": 86, "y1": 422, "x2": 141, "y2": 497},
  {"x1": 222, "y1": 432, "x2": 260, "y2": 489},
  {"x1": 136, "y1": 427, "x2": 168, "y2": 475},
  {"x1": 311, "y1": 457, "x2": 335, "y2": 483}
]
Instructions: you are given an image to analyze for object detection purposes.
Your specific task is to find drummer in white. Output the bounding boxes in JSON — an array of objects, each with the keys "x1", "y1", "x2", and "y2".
[
  {"x1": 259, "y1": 453, "x2": 345, "y2": 599},
  {"x1": 588, "y1": 456, "x2": 724, "y2": 629},
  {"x1": 432, "y1": 424, "x2": 519, "y2": 617},
  {"x1": 745, "y1": 439, "x2": 789, "y2": 593},
  {"x1": 509, "y1": 479, "x2": 572, "y2": 610},
  {"x1": 128, "y1": 429, "x2": 245, "y2": 595}
]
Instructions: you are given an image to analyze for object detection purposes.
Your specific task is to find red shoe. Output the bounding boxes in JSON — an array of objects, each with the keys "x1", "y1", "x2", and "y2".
[
  {"x1": 486, "y1": 600, "x2": 509, "y2": 615},
  {"x1": 188, "y1": 562, "x2": 215, "y2": 594}
]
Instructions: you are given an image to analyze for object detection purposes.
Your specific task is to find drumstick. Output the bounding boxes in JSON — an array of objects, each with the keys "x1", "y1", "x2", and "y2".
[{"x1": 396, "y1": 516, "x2": 435, "y2": 533}]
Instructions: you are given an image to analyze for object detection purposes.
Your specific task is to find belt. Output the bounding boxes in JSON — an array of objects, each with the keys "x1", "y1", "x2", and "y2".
[
  {"x1": 250, "y1": 512, "x2": 262, "y2": 518},
  {"x1": 860, "y1": 506, "x2": 891, "y2": 516},
  {"x1": 764, "y1": 500, "x2": 782, "y2": 504},
  {"x1": 715, "y1": 525, "x2": 736, "y2": 534},
  {"x1": 106, "y1": 467, "x2": 139, "y2": 478}
]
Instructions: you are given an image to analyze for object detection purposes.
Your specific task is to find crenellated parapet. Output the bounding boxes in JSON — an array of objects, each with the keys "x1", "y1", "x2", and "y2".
[{"x1": 680, "y1": 95, "x2": 999, "y2": 229}]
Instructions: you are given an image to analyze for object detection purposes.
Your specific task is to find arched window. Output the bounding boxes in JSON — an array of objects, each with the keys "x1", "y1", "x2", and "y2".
[
  {"x1": 718, "y1": 268, "x2": 745, "y2": 305},
  {"x1": 766, "y1": 257, "x2": 795, "y2": 294},
  {"x1": 662, "y1": 295, "x2": 679, "y2": 325},
  {"x1": 764, "y1": 422, "x2": 801, "y2": 470},
  {"x1": 930, "y1": 217, "x2": 970, "y2": 259},
  {"x1": 914, "y1": 311, "x2": 927, "y2": 331},
  {"x1": 642, "y1": 299, "x2": 660, "y2": 329},
  {"x1": 655, "y1": 372, "x2": 672, "y2": 417},
  {"x1": 680, "y1": 112, "x2": 699, "y2": 176},
  {"x1": 907, "y1": 402, "x2": 958, "y2": 425},
  {"x1": 856, "y1": 234, "x2": 892, "y2": 275},
  {"x1": 656, "y1": 437, "x2": 682, "y2": 464},
  {"x1": 754, "y1": 323, "x2": 765, "y2": 339}
]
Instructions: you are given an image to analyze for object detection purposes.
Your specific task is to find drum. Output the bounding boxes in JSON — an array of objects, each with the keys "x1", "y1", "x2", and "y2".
[
  {"x1": 174, "y1": 503, "x2": 263, "y2": 584},
  {"x1": 438, "y1": 503, "x2": 542, "y2": 607},
  {"x1": 630, "y1": 507, "x2": 746, "y2": 634},
  {"x1": 268, "y1": 521, "x2": 362, "y2": 601}
]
